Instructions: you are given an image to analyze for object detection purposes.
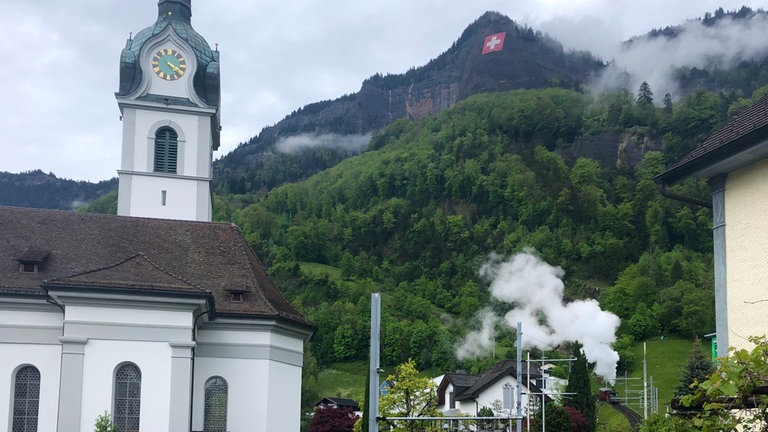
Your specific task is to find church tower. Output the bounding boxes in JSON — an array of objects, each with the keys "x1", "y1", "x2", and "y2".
[{"x1": 115, "y1": 0, "x2": 220, "y2": 221}]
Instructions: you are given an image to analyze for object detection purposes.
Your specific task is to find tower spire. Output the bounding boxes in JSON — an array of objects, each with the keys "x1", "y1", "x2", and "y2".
[{"x1": 158, "y1": 0, "x2": 192, "y2": 24}]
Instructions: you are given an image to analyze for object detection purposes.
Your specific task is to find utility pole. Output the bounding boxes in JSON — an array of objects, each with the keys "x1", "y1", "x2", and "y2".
[
  {"x1": 643, "y1": 342, "x2": 648, "y2": 420},
  {"x1": 368, "y1": 293, "x2": 381, "y2": 432}
]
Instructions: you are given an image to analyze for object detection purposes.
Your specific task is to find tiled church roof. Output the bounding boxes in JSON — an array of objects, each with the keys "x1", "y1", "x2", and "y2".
[{"x1": 0, "y1": 206, "x2": 311, "y2": 327}]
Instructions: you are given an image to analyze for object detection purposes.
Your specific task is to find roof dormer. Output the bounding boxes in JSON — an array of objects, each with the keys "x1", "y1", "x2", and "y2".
[{"x1": 14, "y1": 249, "x2": 50, "y2": 273}]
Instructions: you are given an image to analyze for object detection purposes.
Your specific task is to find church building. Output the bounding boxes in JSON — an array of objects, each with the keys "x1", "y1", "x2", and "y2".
[{"x1": 0, "y1": 1, "x2": 313, "y2": 431}]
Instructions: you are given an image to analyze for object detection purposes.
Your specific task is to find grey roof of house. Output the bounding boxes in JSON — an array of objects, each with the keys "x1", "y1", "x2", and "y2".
[
  {"x1": 316, "y1": 397, "x2": 360, "y2": 409},
  {"x1": 453, "y1": 360, "x2": 546, "y2": 401},
  {"x1": 0, "y1": 206, "x2": 311, "y2": 328},
  {"x1": 656, "y1": 94, "x2": 768, "y2": 185}
]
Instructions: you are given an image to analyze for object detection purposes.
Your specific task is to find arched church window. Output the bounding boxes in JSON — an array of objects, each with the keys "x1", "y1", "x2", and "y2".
[
  {"x1": 114, "y1": 363, "x2": 141, "y2": 431},
  {"x1": 154, "y1": 127, "x2": 178, "y2": 173},
  {"x1": 12, "y1": 365, "x2": 40, "y2": 432},
  {"x1": 204, "y1": 376, "x2": 228, "y2": 431}
]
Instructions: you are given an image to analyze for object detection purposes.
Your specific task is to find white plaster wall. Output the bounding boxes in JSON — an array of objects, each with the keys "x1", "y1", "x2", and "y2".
[
  {"x1": 122, "y1": 174, "x2": 207, "y2": 221},
  {"x1": 725, "y1": 157, "x2": 768, "y2": 352},
  {"x1": 0, "y1": 309, "x2": 62, "y2": 328},
  {"x1": 473, "y1": 378, "x2": 532, "y2": 417},
  {"x1": 130, "y1": 108, "x2": 213, "y2": 178},
  {"x1": 66, "y1": 305, "x2": 192, "y2": 327},
  {"x1": 80, "y1": 340, "x2": 172, "y2": 432},
  {"x1": 264, "y1": 360, "x2": 303, "y2": 432},
  {"x1": 192, "y1": 326, "x2": 305, "y2": 432},
  {"x1": 118, "y1": 103, "x2": 213, "y2": 221},
  {"x1": 0, "y1": 344, "x2": 61, "y2": 432},
  {"x1": 193, "y1": 357, "x2": 270, "y2": 432},
  {"x1": 196, "y1": 327, "x2": 304, "y2": 352}
]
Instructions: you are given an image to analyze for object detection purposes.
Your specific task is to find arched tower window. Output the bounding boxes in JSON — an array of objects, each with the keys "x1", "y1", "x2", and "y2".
[
  {"x1": 114, "y1": 363, "x2": 141, "y2": 431},
  {"x1": 204, "y1": 376, "x2": 228, "y2": 432},
  {"x1": 154, "y1": 127, "x2": 178, "y2": 173},
  {"x1": 12, "y1": 365, "x2": 40, "y2": 432}
]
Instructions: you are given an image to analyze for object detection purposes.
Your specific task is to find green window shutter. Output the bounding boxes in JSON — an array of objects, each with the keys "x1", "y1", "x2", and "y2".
[{"x1": 154, "y1": 127, "x2": 178, "y2": 173}]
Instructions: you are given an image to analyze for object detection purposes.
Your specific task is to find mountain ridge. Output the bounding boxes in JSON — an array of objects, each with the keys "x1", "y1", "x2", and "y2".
[{"x1": 213, "y1": 11, "x2": 604, "y2": 193}]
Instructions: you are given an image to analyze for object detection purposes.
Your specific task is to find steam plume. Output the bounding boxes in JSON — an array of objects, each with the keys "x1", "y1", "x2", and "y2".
[
  {"x1": 274, "y1": 133, "x2": 371, "y2": 154},
  {"x1": 456, "y1": 250, "x2": 620, "y2": 383}
]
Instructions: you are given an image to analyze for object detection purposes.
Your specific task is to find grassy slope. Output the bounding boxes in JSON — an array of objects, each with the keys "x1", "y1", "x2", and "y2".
[
  {"x1": 316, "y1": 361, "x2": 368, "y2": 403},
  {"x1": 625, "y1": 337, "x2": 693, "y2": 411},
  {"x1": 597, "y1": 337, "x2": 693, "y2": 430}
]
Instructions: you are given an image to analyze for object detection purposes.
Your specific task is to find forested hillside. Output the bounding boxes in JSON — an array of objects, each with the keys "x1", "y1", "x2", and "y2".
[
  {"x1": 0, "y1": 170, "x2": 117, "y2": 210},
  {"x1": 210, "y1": 81, "x2": 768, "y2": 396}
]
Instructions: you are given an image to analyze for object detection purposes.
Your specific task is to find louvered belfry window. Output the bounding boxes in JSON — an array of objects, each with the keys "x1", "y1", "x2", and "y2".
[
  {"x1": 12, "y1": 366, "x2": 40, "y2": 432},
  {"x1": 114, "y1": 363, "x2": 141, "y2": 432},
  {"x1": 204, "y1": 376, "x2": 228, "y2": 432},
  {"x1": 154, "y1": 126, "x2": 178, "y2": 173}
]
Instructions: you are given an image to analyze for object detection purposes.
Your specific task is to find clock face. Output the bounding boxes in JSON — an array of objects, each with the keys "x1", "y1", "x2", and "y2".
[{"x1": 151, "y1": 48, "x2": 187, "y2": 81}]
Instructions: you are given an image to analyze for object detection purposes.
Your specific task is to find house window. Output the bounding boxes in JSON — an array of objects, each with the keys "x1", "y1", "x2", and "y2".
[
  {"x1": 449, "y1": 391, "x2": 455, "y2": 409},
  {"x1": 229, "y1": 292, "x2": 244, "y2": 303},
  {"x1": 204, "y1": 376, "x2": 228, "y2": 432},
  {"x1": 114, "y1": 363, "x2": 141, "y2": 432},
  {"x1": 12, "y1": 365, "x2": 40, "y2": 432},
  {"x1": 154, "y1": 127, "x2": 178, "y2": 173}
]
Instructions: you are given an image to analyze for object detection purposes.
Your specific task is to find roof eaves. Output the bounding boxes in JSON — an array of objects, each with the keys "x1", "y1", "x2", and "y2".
[{"x1": 656, "y1": 127, "x2": 768, "y2": 185}]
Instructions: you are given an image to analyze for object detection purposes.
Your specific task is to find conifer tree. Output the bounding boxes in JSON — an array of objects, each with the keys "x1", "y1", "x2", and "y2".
[
  {"x1": 565, "y1": 344, "x2": 596, "y2": 432},
  {"x1": 675, "y1": 338, "x2": 714, "y2": 397}
]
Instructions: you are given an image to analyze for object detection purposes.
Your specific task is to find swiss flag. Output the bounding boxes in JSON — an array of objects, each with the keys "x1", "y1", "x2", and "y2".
[{"x1": 482, "y1": 32, "x2": 506, "y2": 55}]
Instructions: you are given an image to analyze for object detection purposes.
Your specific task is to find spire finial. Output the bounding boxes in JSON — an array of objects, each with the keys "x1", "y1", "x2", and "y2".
[{"x1": 158, "y1": 0, "x2": 192, "y2": 24}]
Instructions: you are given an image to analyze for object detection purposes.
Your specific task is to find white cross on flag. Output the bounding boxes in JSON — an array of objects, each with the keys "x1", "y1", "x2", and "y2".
[{"x1": 482, "y1": 32, "x2": 506, "y2": 55}]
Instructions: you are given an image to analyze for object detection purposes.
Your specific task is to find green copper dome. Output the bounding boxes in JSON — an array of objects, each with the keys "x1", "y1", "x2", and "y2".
[{"x1": 117, "y1": 0, "x2": 220, "y2": 108}]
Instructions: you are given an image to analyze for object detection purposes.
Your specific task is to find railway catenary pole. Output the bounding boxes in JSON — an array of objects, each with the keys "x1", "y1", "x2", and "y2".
[{"x1": 369, "y1": 293, "x2": 381, "y2": 432}]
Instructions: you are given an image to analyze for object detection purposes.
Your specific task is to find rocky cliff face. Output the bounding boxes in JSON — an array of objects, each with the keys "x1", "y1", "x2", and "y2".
[
  {"x1": 561, "y1": 132, "x2": 663, "y2": 168},
  {"x1": 214, "y1": 12, "x2": 604, "y2": 185}
]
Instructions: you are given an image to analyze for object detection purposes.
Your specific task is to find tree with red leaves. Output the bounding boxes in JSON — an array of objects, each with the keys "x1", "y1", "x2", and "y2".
[
  {"x1": 308, "y1": 406, "x2": 359, "y2": 432},
  {"x1": 564, "y1": 406, "x2": 589, "y2": 432}
]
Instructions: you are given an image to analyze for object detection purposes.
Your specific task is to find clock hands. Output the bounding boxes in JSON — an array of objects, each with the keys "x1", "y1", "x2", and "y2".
[{"x1": 167, "y1": 61, "x2": 184, "y2": 75}]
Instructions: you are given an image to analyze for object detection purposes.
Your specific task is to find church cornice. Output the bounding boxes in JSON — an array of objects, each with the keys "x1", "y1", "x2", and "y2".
[
  {"x1": 116, "y1": 96, "x2": 217, "y2": 115},
  {"x1": 117, "y1": 170, "x2": 212, "y2": 182}
]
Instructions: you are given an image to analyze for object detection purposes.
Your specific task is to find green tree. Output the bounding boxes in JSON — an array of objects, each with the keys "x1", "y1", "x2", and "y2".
[
  {"x1": 639, "y1": 413, "x2": 697, "y2": 432},
  {"x1": 675, "y1": 338, "x2": 714, "y2": 398},
  {"x1": 379, "y1": 359, "x2": 440, "y2": 432},
  {"x1": 532, "y1": 403, "x2": 573, "y2": 432},
  {"x1": 94, "y1": 412, "x2": 118, "y2": 432},
  {"x1": 565, "y1": 345, "x2": 595, "y2": 431}
]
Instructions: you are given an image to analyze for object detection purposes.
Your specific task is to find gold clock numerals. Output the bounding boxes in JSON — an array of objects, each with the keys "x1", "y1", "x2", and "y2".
[{"x1": 151, "y1": 48, "x2": 187, "y2": 81}]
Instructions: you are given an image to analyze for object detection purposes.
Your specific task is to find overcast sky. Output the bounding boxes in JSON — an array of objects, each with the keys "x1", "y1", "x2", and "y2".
[{"x1": 0, "y1": 0, "x2": 764, "y2": 182}]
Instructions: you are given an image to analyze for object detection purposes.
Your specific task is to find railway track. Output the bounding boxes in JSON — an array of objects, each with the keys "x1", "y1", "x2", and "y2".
[{"x1": 610, "y1": 403, "x2": 644, "y2": 431}]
